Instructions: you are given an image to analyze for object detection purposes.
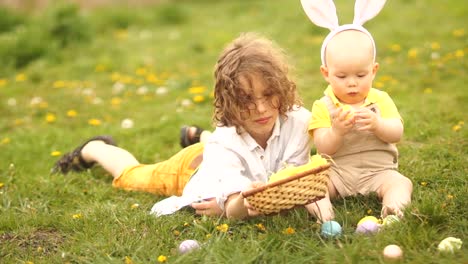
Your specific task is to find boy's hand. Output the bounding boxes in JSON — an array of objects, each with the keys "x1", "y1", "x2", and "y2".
[
  {"x1": 243, "y1": 181, "x2": 265, "y2": 217},
  {"x1": 191, "y1": 198, "x2": 223, "y2": 216},
  {"x1": 331, "y1": 107, "x2": 355, "y2": 135},
  {"x1": 354, "y1": 107, "x2": 380, "y2": 132}
]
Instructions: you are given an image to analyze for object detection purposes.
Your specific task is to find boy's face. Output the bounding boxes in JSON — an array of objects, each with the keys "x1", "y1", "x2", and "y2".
[
  {"x1": 238, "y1": 73, "x2": 279, "y2": 142},
  {"x1": 320, "y1": 30, "x2": 379, "y2": 105}
]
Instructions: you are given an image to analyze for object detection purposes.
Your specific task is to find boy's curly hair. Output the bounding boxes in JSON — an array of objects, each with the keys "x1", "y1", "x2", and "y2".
[{"x1": 213, "y1": 32, "x2": 302, "y2": 132}]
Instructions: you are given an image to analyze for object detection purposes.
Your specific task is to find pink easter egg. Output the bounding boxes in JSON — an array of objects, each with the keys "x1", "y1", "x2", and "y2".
[{"x1": 356, "y1": 220, "x2": 380, "y2": 234}]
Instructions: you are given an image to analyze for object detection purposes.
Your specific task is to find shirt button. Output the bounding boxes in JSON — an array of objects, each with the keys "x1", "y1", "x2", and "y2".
[{"x1": 260, "y1": 155, "x2": 264, "y2": 160}]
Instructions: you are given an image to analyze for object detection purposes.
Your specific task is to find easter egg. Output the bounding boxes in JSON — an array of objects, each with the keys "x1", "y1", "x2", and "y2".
[
  {"x1": 341, "y1": 105, "x2": 355, "y2": 120},
  {"x1": 357, "y1": 216, "x2": 380, "y2": 226},
  {"x1": 356, "y1": 220, "x2": 380, "y2": 235},
  {"x1": 383, "y1": 244, "x2": 403, "y2": 260},
  {"x1": 178, "y1": 239, "x2": 200, "y2": 254},
  {"x1": 321, "y1": 220, "x2": 342, "y2": 238},
  {"x1": 437, "y1": 237, "x2": 463, "y2": 253},
  {"x1": 382, "y1": 215, "x2": 400, "y2": 226}
]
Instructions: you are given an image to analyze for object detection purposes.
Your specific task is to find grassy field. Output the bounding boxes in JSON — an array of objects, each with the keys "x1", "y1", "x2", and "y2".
[{"x1": 0, "y1": 0, "x2": 466, "y2": 263}]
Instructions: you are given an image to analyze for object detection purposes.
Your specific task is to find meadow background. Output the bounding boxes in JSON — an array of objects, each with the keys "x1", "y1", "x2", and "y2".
[{"x1": 0, "y1": 0, "x2": 466, "y2": 263}]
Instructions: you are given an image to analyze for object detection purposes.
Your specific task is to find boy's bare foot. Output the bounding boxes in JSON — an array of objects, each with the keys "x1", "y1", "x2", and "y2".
[{"x1": 180, "y1": 125, "x2": 204, "y2": 148}]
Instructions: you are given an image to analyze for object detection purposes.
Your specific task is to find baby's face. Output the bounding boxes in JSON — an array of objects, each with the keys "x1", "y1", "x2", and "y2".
[{"x1": 321, "y1": 30, "x2": 378, "y2": 105}]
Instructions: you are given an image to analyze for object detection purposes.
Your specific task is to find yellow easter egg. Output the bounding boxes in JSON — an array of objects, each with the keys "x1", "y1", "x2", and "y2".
[
  {"x1": 357, "y1": 216, "x2": 380, "y2": 226},
  {"x1": 341, "y1": 105, "x2": 354, "y2": 120},
  {"x1": 268, "y1": 154, "x2": 328, "y2": 183}
]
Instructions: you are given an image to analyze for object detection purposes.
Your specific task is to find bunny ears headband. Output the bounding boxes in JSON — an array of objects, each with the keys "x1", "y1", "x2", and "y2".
[{"x1": 300, "y1": 0, "x2": 387, "y2": 66}]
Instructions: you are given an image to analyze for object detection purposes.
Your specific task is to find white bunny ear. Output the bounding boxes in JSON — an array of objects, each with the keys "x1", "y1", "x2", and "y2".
[
  {"x1": 353, "y1": 0, "x2": 387, "y2": 25},
  {"x1": 300, "y1": 0, "x2": 339, "y2": 31}
]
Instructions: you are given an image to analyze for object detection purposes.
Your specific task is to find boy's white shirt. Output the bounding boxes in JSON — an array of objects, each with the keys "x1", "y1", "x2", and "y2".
[{"x1": 150, "y1": 106, "x2": 312, "y2": 216}]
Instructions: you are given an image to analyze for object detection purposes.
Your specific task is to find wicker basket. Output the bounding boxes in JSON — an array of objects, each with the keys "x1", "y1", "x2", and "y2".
[{"x1": 241, "y1": 163, "x2": 330, "y2": 215}]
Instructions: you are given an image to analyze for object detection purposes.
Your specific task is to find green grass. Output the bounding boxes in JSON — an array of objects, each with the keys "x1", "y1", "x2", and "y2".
[{"x1": 0, "y1": 0, "x2": 466, "y2": 263}]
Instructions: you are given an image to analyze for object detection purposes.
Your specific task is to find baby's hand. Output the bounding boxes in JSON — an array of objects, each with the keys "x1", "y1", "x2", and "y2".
[
  {"x1": 354, "y1": 107, "x2": 380, "y2": 132},
  {"x1": 331, "y1": 106, "x2": 355, "y2": 135}
]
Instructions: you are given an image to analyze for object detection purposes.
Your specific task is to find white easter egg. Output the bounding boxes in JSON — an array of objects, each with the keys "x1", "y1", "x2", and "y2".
[
  {"x1": 383, "y1": 244, "x2": 403, "y2": 260},
  {"x1": 178, "y1": 239, "x2": 200, "y2": 254}
]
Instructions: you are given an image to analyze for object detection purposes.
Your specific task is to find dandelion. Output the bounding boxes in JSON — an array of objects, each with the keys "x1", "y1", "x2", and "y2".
[
  {"x1": 125, "y1": 256, "x2": 133, "y2": 264},
  {"x1": 420, "y1": 181, "x2": 428, "y2": 186},
  {"x1": 283, "y1": 227, "x2": 295, "y2": 235},
  {"x1": 430, "y1": 42, "x2": 440, "y2": 50},
  {"x1": 447, "y1": 194, "x2": 454, "y2": 199},
  {"x1": 95, "y1": 64, "x2": 106, "y2": 72},
  {"x1": 452, "y1": 28, "x2": 464, "y2": 37},
  {"x1": 146, "y1": 73, "x2": 162, "y2": 84},
  {"x1": 255, "y1": 223, "x2": 266, "y2": 232},
  {"x1": 390, "y1": 44, "x2": 401, "y2": 52},
  {"x1": 72, "y1": 213, "x2": 82, "y2": 219},
  {"x1": 46, "y1": 113, "x2": 56, "y2": 123},
  {"x1": 67, "y1": 110, "x2": 78, "y2": 118},
  {"x1": 53, "y1": 80, "x2": 66, "y2": 88},
  {"x1": 157, "y1": 255, "x2": 167, "y2": 263},
  {"x1": 183, "y1": 222, "x2": 190, "y2": 227},
  {"x1": 1, "y1": 137, "x2": 11, "y2": 145},
  {"x1": 15, "y1": 73, "x2": 26, "y2": 82},
  {"x1": 51, "y1": 151, "x2": 61, "y2": 157},
  {"x1": 37, "y1": 246, "x2": 43, "y2": 252},
  {"x1": 135, "y1": 67, "x2": 148, "y2": 76},
  {"x1": 367, "y1": 209, "x2": 373, "y2": 214},
  {"x1": 374, "y1": 81, "x2": 384, "y2": 88},
  {"x1": 455, "y1": 49, "x2": 464, "y2": 58},
  {"x1": 408, "y1": 48, "x2": 418, "y2": 59},
  {"x1": 216, "y1": 223, "x2": 229, "y2": 233},
  {"x1": 114, "y1": 29, "x2": 128, "y2": 39},
  {"x1": 452, "y1": 124, "x2": 461, "y2": 132},
  {"x1": 0, "y1": 79, "x2": 7, "y2": 86},
  {"x1": 110, "y1": 97, "x2": 122, "y2": 106},
  {"x1": 173, "y1": 230, "x2": 180, "y2": 236},
  {"x1": 423, "y1": 88, "x2": 433, "y2": 94},
  {"x1": 206, "y1": 233, "x2": 212, "y2": 239},
  {"x1": 189, "y1": 86, "x2": 207, "y2": 94},
  {"x1": 193, "y1": 95, "x2": 205, "y2": 103},
  {"x1": 131, "y1": 203, "x2": 139, "y2": 209},
  {"x1": 88, "y1": 119, "x2": 102, "y2": 126},
  {"x1": 25, "y1": 261, "x2": 33, "y2": 264},
  {"x1": 0, "y1": 183, "x2": 4, "y2": 188}
]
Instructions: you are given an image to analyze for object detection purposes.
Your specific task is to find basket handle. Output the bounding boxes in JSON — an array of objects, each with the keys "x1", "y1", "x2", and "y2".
[{"x1": 241, "y1": 163, "x2": 331, "y2": 198}]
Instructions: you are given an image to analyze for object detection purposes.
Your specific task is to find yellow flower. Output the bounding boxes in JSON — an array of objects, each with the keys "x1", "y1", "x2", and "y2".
[
  {"x1": 0, "y1": 79, "x2": 7, "y2": 86},
  {"x1": 452, "y1": 124, "x2": 461, "y2": 132},
  {"x1": 111, "y1": 97, "x2": 122, "y2": 106},
  {"x1": 374, "y1": 81, "x2": 384, "y2": 88},
  {"x1": 390, "y1": 44, "x2": 401, "y2": 52},
  {"x1": 206, "y1": 233, "x2": 212, "y2": 239},
  {"x1": 67, "y1": 110, "x2": 78, "y2": 117},
  {"x1": 1, "y1": 137, "x2": 11, "y2": 145},
  {"x1": 146, "y1": 73, "x2": 162, "y2": 84},
  {"x1": 183, "y1": 222, "x2": 190, "y2": 227},
  {"x1": 283, "y1": 227, "x2": 295, "y2": 235},
  {"x1": 125, "y1": 256, "x2": 133, "y2": 264},
  {"x1": 111, "y1": 72, "x2": 121, "y2": 82},
  {"x1": 423, "y1": 88, "x2": 433, "y2": 94},
  {"x1": 157, "y1": 255, "x2": 167, "y2": 263},
  {"x1": 452, "y1": 28, "x2": 465, "y2": 37},
  {"x1": 46, "y1": 113, "x2": 56, "y2": 123},
  {"x1": 455, "y1": 49, "x2": 464, "y2": 58},
  {"x1": 15, "y1": 73, "x2": 26, "y2": 82},
  {"x1": 408, "y1": 48, "x2": 418, "y2": 59},
  {"x1": 430, "y1": 42, "x2": 440, "y2": 50},
  {"x1": 0, "y1": 183, "x2": 4, "y2": 188},
  {"x1": 189, "y1": 86, "x2": 207, "y2": 94},
  {"x1": 216, "y1": 223, "x2": 229, "y2": 233},
  {"x1": 131, "y1": 203, "x2": 139, "y2": 209},
  {"x1": 447, "y1": 194, "x2": 454, "y2": 199},
  {"x1": 135, "y1": 67, "x2": 147, "y2": 76},
  {"x1": 95, "y1": 64, "x2": 106, "y2": 72},
  {"x1": 114, "y1": 29, "x2": 128, "y2": 39},
  {"x1": 51, "y1": 151, "x2": 62, "y2": 157},
  {"x1": 173, "y1": 230, "x2": 180, "y2": 236},
  {"x1": 193, "y1": 95, "x2": 205, "y2": 103},
  {"x1": 420, "y1": 181, "x2": 428, "y2": 186},
  {"x1": 72, "y1": 213, "x2": 82, "y2": 219},
  {"x1": 53, "y1": 80, "x2": 66, "y2": 88},
  {"x1": 88, "y1": 119, "x2": 102, "y2": 126},
  {"x1": 255, "y1": 223, "x2": 266, "y2": 232},
  {"x1": 367, "y1": 209, "x2": 373, "y2": 214}
]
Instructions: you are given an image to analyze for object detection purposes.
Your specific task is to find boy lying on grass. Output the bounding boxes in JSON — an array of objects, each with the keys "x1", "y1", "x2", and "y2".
[{"x1": 53, "y1": 32, "x2": 316, "y2": 219}]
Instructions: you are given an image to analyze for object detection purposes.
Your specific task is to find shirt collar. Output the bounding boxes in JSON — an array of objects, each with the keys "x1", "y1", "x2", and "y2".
[
  {"x1": 324, "y1": 85, "x2": 379, "y2": 107},
  {"x1": 242, "y1": 117, "x2": 281, "y2": 151}
]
